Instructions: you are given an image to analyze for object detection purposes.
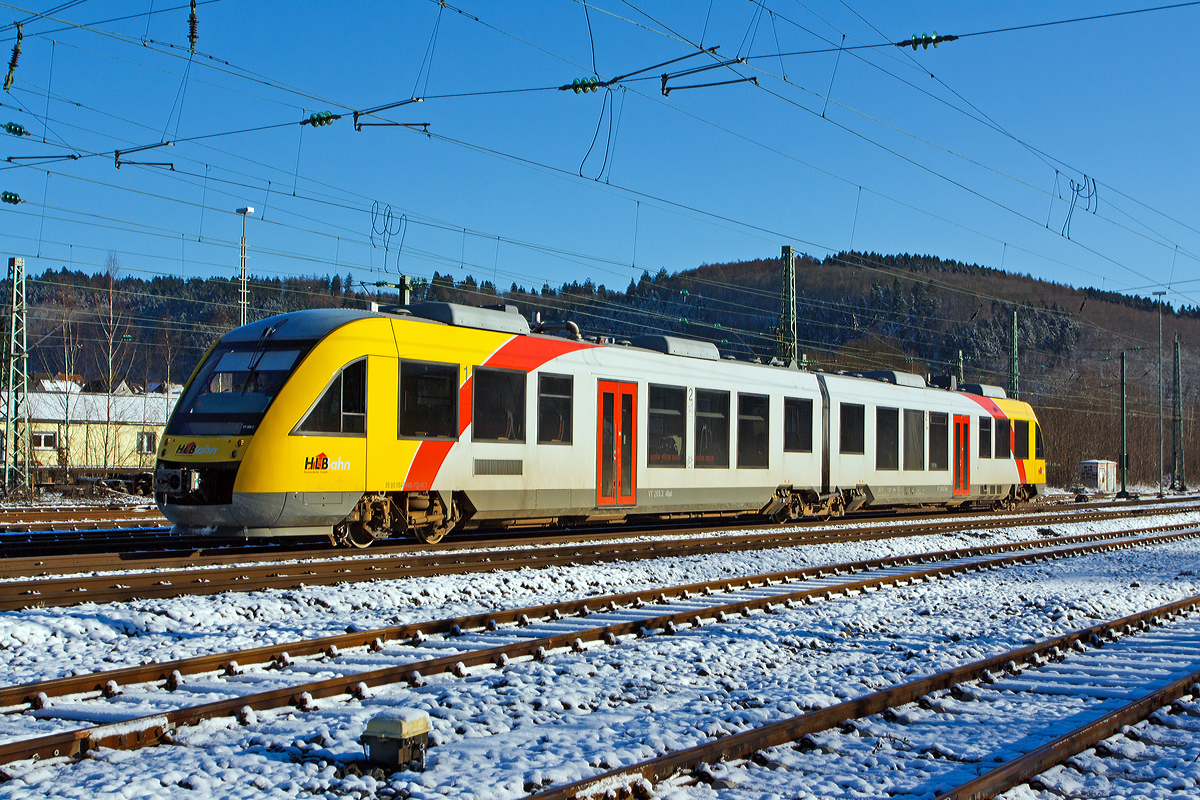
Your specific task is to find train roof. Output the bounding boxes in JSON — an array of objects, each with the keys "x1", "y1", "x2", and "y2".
[
  {"x1": 223, "y1": 308, "x2": 372, "y2": 343},
  {"x1": 227, "y1": 304, "x2": 1014, "y2": 403}
]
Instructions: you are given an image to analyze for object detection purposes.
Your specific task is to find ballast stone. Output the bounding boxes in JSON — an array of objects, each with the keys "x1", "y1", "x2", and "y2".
[{"x1": 360, "y1": 708, "x2": 430, "y2": 771}]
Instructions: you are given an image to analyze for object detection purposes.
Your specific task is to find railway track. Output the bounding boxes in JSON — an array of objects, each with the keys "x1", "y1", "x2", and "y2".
[
  {"x1": 0, "y1": 494, "x2": 1190, "y2": 561},
  {"x1": 2, "y1": 501, "x2": 1197, "y2": 610},
  {"x1": 0, "y1": 523, "x2": 1194, "y2": 770},
  {"x1": 0, "y1": 505, "x2": 162, "y2": 532},
  {"x1": 0, "y1": 494, "x2": 1191, "y2": 574},
  {"x1": 534, "y1": 594, "x2": 1200, "y2": 800}
]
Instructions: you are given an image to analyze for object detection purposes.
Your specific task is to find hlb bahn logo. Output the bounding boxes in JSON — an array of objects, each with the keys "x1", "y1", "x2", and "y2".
[
  {"x1": 305, "y1": 453, "x2": 350, "y2": 472},
  {"x1": 176, "y1": 442, "x2": 217, "y2": 455}
]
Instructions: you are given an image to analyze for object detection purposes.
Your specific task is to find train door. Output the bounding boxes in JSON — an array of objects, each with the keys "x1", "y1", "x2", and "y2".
[
  {"x1": 953, "y1": 414, "x2": 970, "y2": 495},
  {"x1": 597, "y1": 381, "x2": 637, "y2": 506}
]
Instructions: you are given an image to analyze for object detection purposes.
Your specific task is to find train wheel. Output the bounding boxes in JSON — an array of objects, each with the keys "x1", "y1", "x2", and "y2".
[
  {"x1": 333, "y1": 522, "x2": 375, "y2": 548},
  {"x1": 413, "y1": 525, "x2": 446, "y2": 545},
  {"x1": 346, "y1": 523, "x2": 375, "y2": 549},
  {"x1": 412, "y1": 494, "x2": 459, "y2": 545}
]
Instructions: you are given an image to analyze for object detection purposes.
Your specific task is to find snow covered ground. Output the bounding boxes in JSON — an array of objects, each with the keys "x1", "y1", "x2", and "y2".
[{"x1": 2, "y1": 511, "x2": 1200, "y2": 798}]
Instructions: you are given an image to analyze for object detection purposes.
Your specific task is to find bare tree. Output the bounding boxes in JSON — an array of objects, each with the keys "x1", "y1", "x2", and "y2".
[{"x1": 93, "y1": 253, "x2": 133, "y2": 472}]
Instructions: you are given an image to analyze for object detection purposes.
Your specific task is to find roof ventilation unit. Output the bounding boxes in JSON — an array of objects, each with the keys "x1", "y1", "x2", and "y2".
[
  {"x1": 404, "y1": 302, "x2": 531, "y2": 335},
  {"x1": 961, "y1": 383, "x2": 1007, "y2": 399},
  {"x1": 629, "y1": 335, "x2": 720, "y2": 360},
  {"x1": 862, "y1": 370, "x2": 927, "y2": 388}
]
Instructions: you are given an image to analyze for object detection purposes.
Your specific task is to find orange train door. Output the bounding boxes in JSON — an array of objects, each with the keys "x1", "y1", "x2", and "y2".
[
  {"x1": 597, "y1": 381, "x2": 637, "y2": 506},
  {"x1": 953, "y1": 414, "x2": 970, "y2": 495}
]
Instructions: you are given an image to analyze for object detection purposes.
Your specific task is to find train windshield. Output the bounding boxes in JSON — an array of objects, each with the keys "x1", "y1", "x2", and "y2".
[{"x1": 167, "y1": 342, "x2": 314, "y2": 436}]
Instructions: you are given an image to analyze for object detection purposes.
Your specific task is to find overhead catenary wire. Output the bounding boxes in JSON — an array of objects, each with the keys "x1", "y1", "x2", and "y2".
[
  {"x1": 7, "y1": 0, "x2": 1190, "y2": 309},
  {"x1": 0, "y1": 2, "x2": 1185, "y2": 369}
]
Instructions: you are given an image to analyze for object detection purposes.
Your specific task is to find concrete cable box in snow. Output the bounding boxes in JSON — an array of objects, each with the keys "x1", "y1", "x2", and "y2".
[{"x1": 360, "y1": 709, "x2": 430, "y2": 770}]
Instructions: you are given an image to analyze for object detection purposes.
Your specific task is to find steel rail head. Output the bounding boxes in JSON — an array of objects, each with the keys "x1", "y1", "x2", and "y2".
[
  {"x1": 527, "y1": 590, "x2": 1200, "y2": 800},
  {"x1": 933, "y1": 665, "x2": 1200, "y2": 800}
]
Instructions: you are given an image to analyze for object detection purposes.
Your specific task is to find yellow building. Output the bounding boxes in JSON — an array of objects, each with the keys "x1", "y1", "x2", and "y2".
[{"x1": 2, "y1": 380, "x2": 181, "y2": 484}]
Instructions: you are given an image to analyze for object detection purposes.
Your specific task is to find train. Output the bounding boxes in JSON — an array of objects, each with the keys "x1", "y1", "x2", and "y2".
[{"x1": 154, "y1": 302, "x2": 1047, "y2": 546}]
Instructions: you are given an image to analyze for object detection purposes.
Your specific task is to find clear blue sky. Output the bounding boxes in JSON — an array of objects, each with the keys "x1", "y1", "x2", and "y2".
[{"x1": 1, "y1": 1, "x2": 1197, "y2": 309}]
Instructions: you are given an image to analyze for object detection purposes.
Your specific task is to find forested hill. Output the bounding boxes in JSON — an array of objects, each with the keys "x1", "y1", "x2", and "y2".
[{"x1": 23, "y1": 250, "x2": 1200, "y2": 486}]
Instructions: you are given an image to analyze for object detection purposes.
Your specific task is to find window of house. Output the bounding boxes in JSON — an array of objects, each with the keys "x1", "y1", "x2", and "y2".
[
  {"x1": 137, "y1": 431, "x2": 157, "y2": 454},
  {"x1": 298, "y1": 358, "x2": 366, "y2": 435},
  {"x1": 694, "y1": 389, "x2": 729, "y2": 468},
  {"x1": 979, "y1": 416, "x2": 993, "y2": 459},
  {"x1": 784, "y1": 397, "x2": 813, "y2": 453},
  {"x1": 840, "y1": 403, "x2": 865, "y2": 454},
  {"x1": 399, "y1": 361, "x2": 458, "y2": 439},
  {"x1": 474, "y1": 367, "x2": 526, "y2": 442},
  {"x1": 537, "y1": 374, "x2": 573, "y2": 444},
  {"x1": 1014, "y1": 419, "x2": 1030, "y2": 459},
  {"x1": 876, "y1": 407, "x2": 899, "y2": 470},
  {"x1": 929, "y1": 412, "x2": 949, "y2": 471},
  {"x1": 31, "y1": 431, "x2": 57, "y2": 450},
  {"x1": 903, "y1": 409, "x2": 924, "y2": 471},
  {"x1": 737, "y1": 393, "x2": 769, "y2": 469},
  {"x1": 995, "y1": 418, "x2": 1011, "y2": 459},
  {"x1": 648, "y1": 385, "x2": 686, "y2": 467}
]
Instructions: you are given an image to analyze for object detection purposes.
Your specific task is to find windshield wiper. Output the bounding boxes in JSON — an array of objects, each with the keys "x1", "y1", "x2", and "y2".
[{"x1": 239, "y1": 318, "x2": 288, "y2": 396}]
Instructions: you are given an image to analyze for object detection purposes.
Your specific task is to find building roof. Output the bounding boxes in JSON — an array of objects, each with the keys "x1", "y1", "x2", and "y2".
[{"x1": 5, "y1": 390, "x2": 182, "y2": 426}]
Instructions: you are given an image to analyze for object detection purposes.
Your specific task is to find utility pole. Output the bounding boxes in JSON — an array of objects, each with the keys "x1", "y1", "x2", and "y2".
[
  {"x1": 1116, "y1": 350, "x2": 1130, "y2": 499},
  {"x1": 1154, "y1": 291, "x2": 1166, "y2": 497},
  {"x1": 2, "y1": 256, "x2": 30, "y2": 495},
  {"x1": 1173, "y1": 333, "x2": 1186, "y2": 491},
  {"x1": 236, "y1": 207, "x2": 254, "y2": 327},
  {"x1": 776, "y1": 245, "x2": 797, "y2": 364},
  {"x1": 1010, "y1": 309, "x2": 1019, "y2": 399}
]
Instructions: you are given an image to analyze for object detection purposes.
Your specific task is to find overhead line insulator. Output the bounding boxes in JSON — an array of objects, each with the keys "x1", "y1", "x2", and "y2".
[
  {"x1": 3, "y1": 122, "x2": 28, "y2": 137},
  {"x1": 1, "y1": 191, "x2": 22, "y2": 205},
  {"x1": 3, "y1": 23, "x2": 21, "y2": 93},
  {"x1": 896, "y1": 31, "x2": 958, "y2": 50},
  {"x1": 188, "y1": 0, "x2": 198, "y2": 53},
  {"x1": 559, "y1": 77, "x2": 604, "y2": 94},
  {"x1": 305, "y1": 111, "x2": 339, "y2": 127}
]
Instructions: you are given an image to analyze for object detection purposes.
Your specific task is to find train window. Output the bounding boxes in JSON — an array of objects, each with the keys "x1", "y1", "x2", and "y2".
[
  {"x1": 995, "y1": 419, "x2": 1011, "y2": 459},
  {"x1": 297, "y1": 358, "x2": 366, "y2": 435},
  {"x1": 839, "y1": 403, "x2": 865, "y2": 455},
  {"x1": 648, "y1": 385, "x2": 686, "y2": 467},
  {"x1": 695, "y1": 389, "x2": 729, "y2": 468},
  {"x1": 1014, "y1": 419, "x2": 1030, "y2": 459},
  {"x1": 474, "y1": 367, "x2": 526, "y2": 442},
  {"x1": 979, "y1": 416, "x2": 993, "y2": 459},
  {"x1": 784, "y1": 397, "x2": 813, "y2": 453},
  {"x1": 399, "y1": 361, "x2": 458, "y2": 439},
  {"x1": 903, "y1": 409, "x2": 924, "y2": 471},
  {"x1": 737, "y1": 393, "x2": 769, "y2": 469},
  {"x1": 876, "y1": 407, "x2": 899, "y2": 470},
  {"x1": 1035, "y1": 423, "x2": 1045, "y2": 460},
  {"x1": 537, "y1": 374, "x2": 573, "y2": 444},
  {"x1": 929, "y1": 412, "x2": 949, "y2": 471}
]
